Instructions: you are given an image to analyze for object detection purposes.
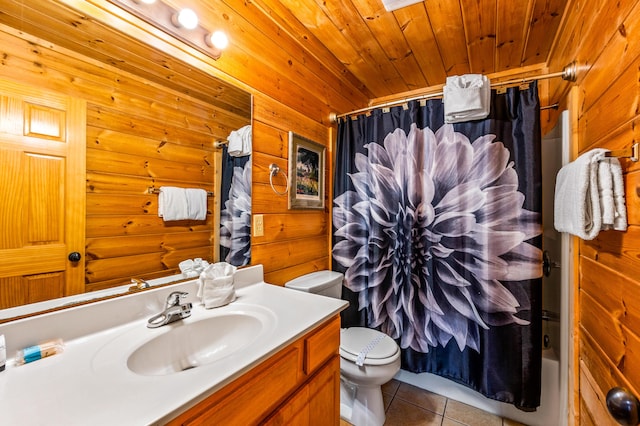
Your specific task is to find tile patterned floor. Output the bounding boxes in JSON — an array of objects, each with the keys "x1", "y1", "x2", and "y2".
[{"x1": 341, "y1": 379, "x2": 527, "y2": 426}]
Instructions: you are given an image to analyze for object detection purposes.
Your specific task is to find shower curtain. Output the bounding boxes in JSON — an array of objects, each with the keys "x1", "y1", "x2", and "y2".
[
  {"x1": 219, "y1": 147, "x2": 252, "y2": 266},
  {"x1": 332, "y1": 83, "x2": 543, "y2": 410}
]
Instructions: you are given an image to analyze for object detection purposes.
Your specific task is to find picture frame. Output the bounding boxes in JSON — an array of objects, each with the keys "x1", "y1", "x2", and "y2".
[{"x1": 288, "y1": 132, "x2": 325, "y2": 210}]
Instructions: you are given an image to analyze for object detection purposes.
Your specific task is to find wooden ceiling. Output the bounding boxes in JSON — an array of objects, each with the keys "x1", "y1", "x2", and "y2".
[
  {"x1": 1, "y1": 0, "x2": 571, "y2": 117},
  {"x1": 271, "y1": 0, "x2": 570, "y2": 99}
]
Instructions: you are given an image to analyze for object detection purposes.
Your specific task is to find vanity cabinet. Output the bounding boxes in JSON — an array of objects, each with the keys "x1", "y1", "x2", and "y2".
[{"x1": 167, "y1": 315, "x2": 341, "y2": 425}]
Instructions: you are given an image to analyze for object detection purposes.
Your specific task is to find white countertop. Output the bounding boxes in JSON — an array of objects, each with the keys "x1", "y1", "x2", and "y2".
[{"x1": 0, "y1": 265, "x2": 348, "y2": 425}]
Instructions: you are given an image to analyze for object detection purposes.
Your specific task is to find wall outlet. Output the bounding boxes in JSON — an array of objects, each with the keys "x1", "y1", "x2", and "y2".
[{"x1": 254, "y1": 214, "x2": 264, "y2": 237}]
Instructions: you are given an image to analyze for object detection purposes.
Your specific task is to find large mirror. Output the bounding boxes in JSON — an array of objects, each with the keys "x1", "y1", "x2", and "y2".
[{"x1": 0, "y1": 0, "x2": 252, "y2": 321}]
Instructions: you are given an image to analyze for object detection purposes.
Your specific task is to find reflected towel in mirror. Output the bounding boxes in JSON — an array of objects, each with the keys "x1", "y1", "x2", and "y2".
[{"x1": 227, "y1": 125, "x2": 252, "y2": 157}]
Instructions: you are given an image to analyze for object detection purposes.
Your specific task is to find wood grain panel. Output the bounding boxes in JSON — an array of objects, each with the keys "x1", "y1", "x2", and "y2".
[
  {"x1": 252, "y1": 238, "x2": 328, "y2": 272},
  {"x1": 578, "y1": 0, "x2": 640, "y2": 113},
  {"x1": 26, "y1": 154, "x2": 64, "y2": 243},
  {"x1": 496, "y1": 0, "x2": 532, "y2": 70},
  {"x1": 264, "y1": 257, "x2": 330, "y2": 286},
  {"x1": 392, "y1": 4, "x2": 447, "y2": 87},
  {"x1": 350, "y1": 0, "x2": 427, "y2": 90},
  {"x1": 424, "y1": 0, "x2": 470, "y2": 75},
  {"x1": 86, "y1": 232, "x2": 211, "y2": 259},
  {"x1": 522, "y1": 0, "x2": 568, "y2": 65},
  {"x1": 579, "y1": 61, "x2": 638, "y2": 150},
  {"x1": 460, "y1": 0, "x2": 496, "y2": 74}
]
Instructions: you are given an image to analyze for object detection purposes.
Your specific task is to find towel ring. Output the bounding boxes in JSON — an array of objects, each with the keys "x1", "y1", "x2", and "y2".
[{"x1": 269, "y1": 163, "x2": 289, "y2": 195}]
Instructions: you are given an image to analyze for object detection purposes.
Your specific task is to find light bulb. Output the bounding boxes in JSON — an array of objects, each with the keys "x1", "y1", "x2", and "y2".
[
  {"x1": 175, "y1": 8, "x2": 198, "y2": 30},
  {"x1": 206, "y1": 31, "x2": 229, "y2": 50}
]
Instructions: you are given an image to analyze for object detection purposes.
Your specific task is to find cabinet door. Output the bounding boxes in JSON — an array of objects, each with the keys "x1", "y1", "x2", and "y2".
[
  {"x1": 308, "y1": 356, "x2": 340, "y2": 426},
  {"x1": 0, "y1": 78, "x2": 86, "y2": 308},
  {"x1": 266, "y1": 355, "x2": 341, "y2": 426}
]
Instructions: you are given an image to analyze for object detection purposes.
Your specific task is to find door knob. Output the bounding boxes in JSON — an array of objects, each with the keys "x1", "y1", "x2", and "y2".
[
  {"x1": 607, "y1": 387, "x2": 640, "y2": 425},
  {"x1": 68, "y1": 252, "x2": 82, "y2": 262}
]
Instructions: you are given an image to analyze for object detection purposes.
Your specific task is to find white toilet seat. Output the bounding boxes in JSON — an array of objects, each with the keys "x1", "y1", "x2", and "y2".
[{"x1": 340, "y1": 327, "x2": 400, "y2": 366}]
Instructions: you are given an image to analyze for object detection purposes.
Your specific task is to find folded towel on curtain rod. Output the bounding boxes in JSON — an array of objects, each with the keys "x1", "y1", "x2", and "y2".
[
  {"x1": 553, "y1": 149, "x2": 627, "y2": 239},
  {"x1": 227, "y1": 125, "x2": 252, "y2": 157},
  {"x1": 443, "y1": 74, "x2": 491, "y2": 123}
]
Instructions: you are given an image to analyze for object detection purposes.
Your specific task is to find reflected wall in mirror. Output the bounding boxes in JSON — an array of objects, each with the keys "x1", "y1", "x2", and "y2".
[{"x1": 0, "y1": 0, "x2": 252, "y2": 319}]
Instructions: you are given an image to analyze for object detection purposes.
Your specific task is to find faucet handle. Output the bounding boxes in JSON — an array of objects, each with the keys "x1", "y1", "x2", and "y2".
[{"x1": 166, "y1": 291, "x2": 188, "y2": 307}]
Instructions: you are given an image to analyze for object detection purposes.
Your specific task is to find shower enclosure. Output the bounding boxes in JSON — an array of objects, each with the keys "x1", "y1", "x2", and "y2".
[{"x1": 395, "y1": 111, "x2": 571, "y2": 426}]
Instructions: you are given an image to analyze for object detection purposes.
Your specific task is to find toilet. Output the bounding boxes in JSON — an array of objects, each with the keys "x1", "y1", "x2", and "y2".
[{"x1": 285, "y1": 271, "x2": 401, "y2": 426}]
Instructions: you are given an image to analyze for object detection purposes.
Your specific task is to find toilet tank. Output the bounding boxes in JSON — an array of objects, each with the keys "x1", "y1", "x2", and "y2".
[{"x1": 284, "y1": 270, "x2": 343, "y2": 299}]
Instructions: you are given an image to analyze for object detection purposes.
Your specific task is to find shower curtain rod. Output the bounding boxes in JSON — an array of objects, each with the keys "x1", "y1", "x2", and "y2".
[{"x1": 330, "y1": 62, "x2": 577, "y2": 122}]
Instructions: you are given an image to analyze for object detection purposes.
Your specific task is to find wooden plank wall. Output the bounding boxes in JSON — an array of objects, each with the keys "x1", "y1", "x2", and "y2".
[{"x1": 548, "y1": 0, "x2": 640, "y2": 423}]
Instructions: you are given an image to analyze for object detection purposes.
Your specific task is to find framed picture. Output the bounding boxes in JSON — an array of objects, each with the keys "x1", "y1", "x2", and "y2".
[{"x1": 288, "y1": 132, "x2": 325, "y2": 210}]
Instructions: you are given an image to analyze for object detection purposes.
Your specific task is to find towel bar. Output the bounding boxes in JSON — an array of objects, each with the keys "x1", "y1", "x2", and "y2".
[
  {"x1": 148, "y1": 187, "x2": 214, "y2": 196},
  {"x1": 605, "y1": 142, "x2": 639, "y2": 162},
  {"x1": 214, "y1": 140, "x2": 228, "y2": 148}
]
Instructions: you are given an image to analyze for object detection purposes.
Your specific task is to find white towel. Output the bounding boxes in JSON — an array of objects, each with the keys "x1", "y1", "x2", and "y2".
[
  {"x1": 227, "y1": 125, "x2": 252, "y2": 157},
  {"x1": 598, "y1": 159, "x2": 615, "y2": 226},
  {"x1": 197, "y1": 262, "x2": 237, "y2": 309},
  {"x1": 186, "y1": 188, "x2": 207, "y2": 220},
  {"x1": 158, "y1": 186, "x2": 208, "y2": 221},
  {"x1": 158, "y1": 186, "x2": 189, "y2": 221},
  {"x1": 553, "y1": 148, "x2": 624, "y2": 240},
  {"x1": 443, "y1": 74, "x2": 491, "y2": 123},
  {"x1": 600, "y1": 158, "x2": 628, "y2": 231}
]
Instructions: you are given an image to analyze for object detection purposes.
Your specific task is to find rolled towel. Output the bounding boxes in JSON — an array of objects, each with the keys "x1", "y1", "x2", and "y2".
[
  {"x1": 598, "y1": 159, "x2": 615, "y2": 227},
  {"x1": 197, "y1": 262, "x2": 237, "y2": 309},
  {"x1": 608, "y1": 157, "x2": 628, "y2": 231}
]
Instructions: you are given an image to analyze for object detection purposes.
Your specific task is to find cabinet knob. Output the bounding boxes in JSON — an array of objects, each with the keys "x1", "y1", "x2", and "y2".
[
  {"x1": 68, "y1": 252, "x2": 82, "y2": 262},
  {"x1": 607, "y1": 387, "x2": 640, "y2": 425}
]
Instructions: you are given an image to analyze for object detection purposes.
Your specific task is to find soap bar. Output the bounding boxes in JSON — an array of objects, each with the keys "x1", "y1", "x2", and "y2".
[{"x1": 16, "y1": 339, "x2": 64, "y2": 365}]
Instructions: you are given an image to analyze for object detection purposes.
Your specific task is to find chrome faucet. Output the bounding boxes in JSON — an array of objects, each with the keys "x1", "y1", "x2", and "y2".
[
  {"x1": 147, "y1": 291, "x2": 192, "y2": 328},
  {"x1": 129, "y1": 278, "x2": 150, "y2": 292}
]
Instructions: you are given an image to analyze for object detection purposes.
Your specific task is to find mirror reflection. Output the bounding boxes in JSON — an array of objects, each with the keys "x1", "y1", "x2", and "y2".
[{"x1": 0, "y1": 0, "x2": 252, "y2": 320}]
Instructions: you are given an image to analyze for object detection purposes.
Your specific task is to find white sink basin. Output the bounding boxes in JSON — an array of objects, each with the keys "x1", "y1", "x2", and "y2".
[
  {"x1": 92, "y1": 304, "x2": 277, "y2": 377},
  {"x1": 128, "y1": 313, "x2": 264, "y2": 376}
]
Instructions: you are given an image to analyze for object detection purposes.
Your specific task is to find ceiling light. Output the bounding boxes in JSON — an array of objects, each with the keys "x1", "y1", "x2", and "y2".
[
  {"x1": 206, "y1": 31, "x2": 229, "y2": 50},
  {"x1": 173, "y1": 8, "x2": 198, "y2": 30},
  {"x1": 381, "y1": 0, "x2": 423, "y2": 12}
]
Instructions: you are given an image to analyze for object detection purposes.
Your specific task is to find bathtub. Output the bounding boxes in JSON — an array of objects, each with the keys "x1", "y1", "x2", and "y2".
[{"x1": 395, "y1": 348, "x2": 563, "y2": 426}]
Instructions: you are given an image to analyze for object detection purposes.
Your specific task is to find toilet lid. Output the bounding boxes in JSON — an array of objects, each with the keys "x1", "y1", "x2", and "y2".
[{"x1": 340, "y1": 327, "x2": 399, "y2": 365}]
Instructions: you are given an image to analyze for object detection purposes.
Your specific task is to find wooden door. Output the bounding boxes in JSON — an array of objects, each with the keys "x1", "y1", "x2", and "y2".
[{"x1": 0, "y1": 78, "x2": 86, "y2": 309}]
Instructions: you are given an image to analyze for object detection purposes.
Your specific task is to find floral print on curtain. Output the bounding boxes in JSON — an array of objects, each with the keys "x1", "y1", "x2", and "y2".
[
  {"x1": 333, "y1": 83, "x2": 543, "y2": 410},
  {"x1": 220, "y1": 149, "x2": 251, "y2": 266}
]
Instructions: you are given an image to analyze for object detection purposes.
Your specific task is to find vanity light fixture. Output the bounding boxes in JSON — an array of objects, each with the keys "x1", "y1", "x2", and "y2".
[
  {"x1": 173, "y1": 8, "x2": 199, "y2": 30},
  {"x1": 206, "y1": 31, "x2": 229, "y2": 50},
  {"x1": 107, "y1": 0, "x2": 224, "y2": 60}
]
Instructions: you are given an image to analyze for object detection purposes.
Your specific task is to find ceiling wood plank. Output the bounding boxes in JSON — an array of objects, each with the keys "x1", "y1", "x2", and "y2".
[
  {"x1": 297, "y1": 0, "x2": 409, "y2": 95},
  {"x1": 349, "y1": 0, "x2": 427, "y2": 91},
  {"x1": 424, "y1": 0, "x2": 470, "y2": 75},
  {"x1": 522, "y1": 0, "x2": 569, "y2": 66},
  {"x1": 460, "y1": 0, "x2": 496, "y2": 74},
  {"x1": 393, "y1": 4, "x2": 447, "y2": 87},
  {"x1": 496, "y1": 0, "x2": 533, "y2": 71}
]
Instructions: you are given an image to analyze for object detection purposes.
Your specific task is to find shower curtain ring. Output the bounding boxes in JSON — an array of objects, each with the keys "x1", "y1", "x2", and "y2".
[{"x1": 269, "y1": 163, "x2": 289, "y2": 195}]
